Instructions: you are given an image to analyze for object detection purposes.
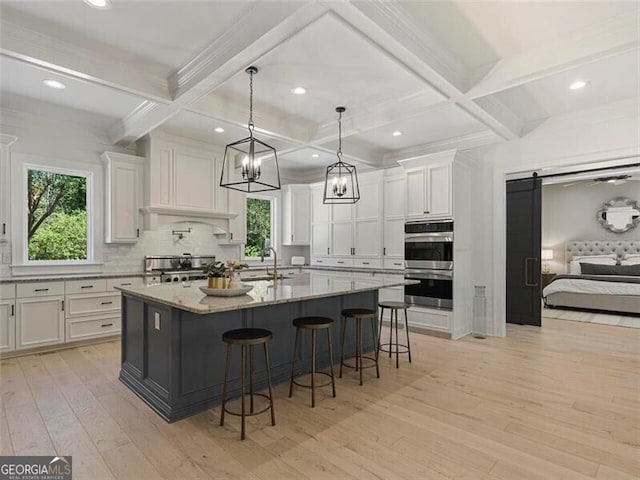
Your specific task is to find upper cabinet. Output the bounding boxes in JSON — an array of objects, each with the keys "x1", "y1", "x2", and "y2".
[
  {"x1": 102, "y1": 152, "x2": 144, "y2": 243},
  {"x1": 282, "y1": 185, "x2": 310, "y2": 246},
  {"x1": 226, "y1": 189, "x2": 246, "y2": 244},
  {"x1": 383, "y1": 174, "x2": 406, "y2": 269},
  {"x1": 0, "y1": 134, "x2": 17, "y2": 243},
  {"x1": 402, "y1": 153, "x2": 453, "y2": 221}
]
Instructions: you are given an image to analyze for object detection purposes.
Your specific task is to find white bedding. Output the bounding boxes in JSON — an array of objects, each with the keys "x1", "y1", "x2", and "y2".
[{"x1": 543, "y1": 277, "x2": 640, "y2": 297}]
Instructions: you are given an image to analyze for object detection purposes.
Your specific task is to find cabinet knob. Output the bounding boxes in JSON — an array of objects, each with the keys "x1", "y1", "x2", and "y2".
[{"x1": 136, "y1": 228, "x2": 140, "y2": 238}]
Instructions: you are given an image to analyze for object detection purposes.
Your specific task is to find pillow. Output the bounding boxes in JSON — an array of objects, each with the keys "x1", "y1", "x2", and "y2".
[
  {"x1": 621, "y1": 254, "x2": 640, "y2": 266},
  {"x1": 569, "y1": 255, "x2": 617, "y2": 274},
  {"x1": 580, "y1": 263, "x2": 640, "y2": 276}
]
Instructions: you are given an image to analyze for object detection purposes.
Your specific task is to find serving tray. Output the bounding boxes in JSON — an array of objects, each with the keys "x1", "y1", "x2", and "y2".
[{"x1": 199, "y1": 285, "x2": 253, "y2": 297}]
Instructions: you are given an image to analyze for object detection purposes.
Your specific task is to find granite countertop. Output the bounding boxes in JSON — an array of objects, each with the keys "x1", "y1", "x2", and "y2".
[
  {"x1": 116, "y1": 271, "x2": 412, "y2": 315},
  {"x1": 0, "y1": 272, "x2": 144, "y2": 284}
]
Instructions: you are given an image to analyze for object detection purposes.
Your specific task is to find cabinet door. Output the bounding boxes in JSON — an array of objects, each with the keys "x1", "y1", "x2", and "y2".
[
  {"x1": 427, "y1": 163, "x2": 452, "y2": 218},
  {"x1": 0, "y1": 144, "x2": 11, "y2": 243},
  {"x1": 331, "y1": 222, "x2": 353, "y2": 257},
  {"x1": 331, "y1": 204, "x2": 353, "y2": 223},
  {"x1": 16, "y1": 296, "x2": 64, "y2": 349},
  {"x1": 174, "y1": 151, "x2": 215, "y2": 210},
  {"x1": 227, "y1": 190, "x2": 246, "y2": 244},
  {"x1": 405, "y1": 168, "x2": 427, "y2": 218},
  {"x1": 214, "y1": 157, "x2": 228, "y2": 212},
  {"x1": 106, "y1": 159, "x2": 143, "y2": 243},
  {"x1": 383, "y1": 217, "x2": 405, "y2": 257},
  {"x1": 0, "y1": 300, "x2": 15, "y2": 352},
  {"x1": 311, "y1": 223, "x2": 330, "y2": 257},
  {"x1": 354, "y1": 219, "x2": 380, "y2": 257},
  {"x1": 384, "y1": 175, "x2": 405, "y2": 218},
  {"x1": 355, "y1": 179, "x2": 381, "y2": 221},
  {"x1": 155, "y1": 148, "x2": 173, "y2": 207},
  {"x1": 292, "y1": 189, "x2": 311, "y2": 245},
  {"x1": 311, "y1": 187, "x2": 330, "y2": 223}
]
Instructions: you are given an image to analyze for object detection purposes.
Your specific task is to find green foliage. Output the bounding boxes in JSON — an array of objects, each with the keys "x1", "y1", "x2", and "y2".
[
  {"x1": 202, "y1": 261, "x2": 226, "y2": 277},
  {"x1": 245, "y1": 197, "x2": 271, "y2": 258},
  {"x1": 28, "y1": 210, "x2": 87, "y2": 261}
]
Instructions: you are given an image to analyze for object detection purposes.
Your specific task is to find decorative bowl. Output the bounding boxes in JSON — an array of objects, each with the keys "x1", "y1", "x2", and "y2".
[{"x1": 199, "y1": 285, "x2": 253, "y2": 297}]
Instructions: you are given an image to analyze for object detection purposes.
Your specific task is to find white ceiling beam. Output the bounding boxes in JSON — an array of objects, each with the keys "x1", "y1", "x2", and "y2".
[
  {"x1": 327, "y1": 0, "x2": 520, "y2": 140},
  {"x1": 467, "y1": 13, "x2": 640, "y2": 99},
  {"x1": 108, "y1": 2, "x2": 328, "y2": 145},
  {"x1": 0, "y1": 19, "x2": 170, "y2": 103}
]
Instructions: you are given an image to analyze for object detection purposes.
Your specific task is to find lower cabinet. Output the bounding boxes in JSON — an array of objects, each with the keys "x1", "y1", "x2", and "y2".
[
  {"x1": 16, "y1": 296, "x2": 65, "y2": 349},
  {"x1": 67, "y1": 314, "x2": 121, "y2": 341},
  {"x1": 407, "y1": 306, "x2": 451, "y2": 333},
  {"x1": 0, "y1": 298, "x2": 15, "y2": 352}
]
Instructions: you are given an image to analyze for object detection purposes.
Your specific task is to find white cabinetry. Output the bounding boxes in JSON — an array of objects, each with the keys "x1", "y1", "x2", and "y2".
[
  {"x1": 16, "y1": 282, "x2": 65, "y2": 350},
  {"x1": 383, "y1": 175, "x2": 405, "y2": 270},
  {"x1": 405, "y1": 162, "x2": 452, "y2": 220},
  {"x1": 311, "y1": 185, "x2": 330, "y2": 262},
  {"x1": 102, "y1": 152, "x2": 144, "y2": 243},
  {"x1": 282, "y1": 185, "x2": 310, "y2": 246},
  {"x1": 407, "y1": 306, "x2": 451, "y2": 333},
  {"x1": 0, "y1": 285, "x2": 15, "y2": 352},
  {"x1": 226, "y1": 190, "x2": 246, "y2": 244},
  {"x1": 0, "y1": 135, "x2": 17, "y2": 243}
]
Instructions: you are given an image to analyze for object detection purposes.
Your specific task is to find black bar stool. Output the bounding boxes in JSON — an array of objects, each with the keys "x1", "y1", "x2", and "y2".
[
  {"x1": 220, "y1": 328, "x2": 275, "y2": 440},
  {"x1": 289, "y1": 316, "x2": 336, "y2": 408},
  {"x1": 340, "y1": 308, "x2": 379, "y2": 385},
  {"x1": 378, "y1": 302, "x2": 412, "y2": 368}
]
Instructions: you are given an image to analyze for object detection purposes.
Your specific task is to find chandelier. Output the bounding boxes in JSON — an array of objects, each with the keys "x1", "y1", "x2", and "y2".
[{"x1": 323, "y1": 106, "x2": 360, "y2": 204}]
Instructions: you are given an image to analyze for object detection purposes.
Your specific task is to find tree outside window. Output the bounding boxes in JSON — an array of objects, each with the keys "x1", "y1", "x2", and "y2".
[
  {"x1": 245, "y1": 197, "x2": 272, "y2": 258},
  {"x1": 27, "y1": 169, "x2": 88, "y2": 261}
]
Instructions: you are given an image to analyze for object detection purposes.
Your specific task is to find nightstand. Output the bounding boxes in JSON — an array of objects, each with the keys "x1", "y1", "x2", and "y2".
[{"x1": 540, "y1": 273, "x2": 557, "y2": 291}]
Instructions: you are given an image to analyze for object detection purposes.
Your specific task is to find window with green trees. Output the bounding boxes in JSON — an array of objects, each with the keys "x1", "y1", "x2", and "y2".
[
  {"x1": 27, "y1": 168, "x2": 88, "y2": 261},
  {"x1": 245, "y1": 196, "x2": 272, "y2": 258}
]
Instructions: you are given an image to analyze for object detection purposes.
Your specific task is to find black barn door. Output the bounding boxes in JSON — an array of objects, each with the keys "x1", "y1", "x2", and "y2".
[{"x1": 506, "y1": 175, "x2": 542, "y2": 326}]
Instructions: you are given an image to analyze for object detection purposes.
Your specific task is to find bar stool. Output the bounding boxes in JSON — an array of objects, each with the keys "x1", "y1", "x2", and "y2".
[
  {"x1": 220, "y1": 328, "x2": 275, "y2": 440},
  {"x1": 378, "y1": 302, "x2": 412, "y2": 368},
  {"x1": 340, "y1": 308, "x2": 379, "y2": 385},
  {"x1": 289, "y1": 316, "x2": 336, "y2": 408}
]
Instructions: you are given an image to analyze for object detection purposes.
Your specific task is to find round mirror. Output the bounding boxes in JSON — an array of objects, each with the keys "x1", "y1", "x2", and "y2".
[{"x1": 597, "y1": 197, "x2": 640, "y2": 233}]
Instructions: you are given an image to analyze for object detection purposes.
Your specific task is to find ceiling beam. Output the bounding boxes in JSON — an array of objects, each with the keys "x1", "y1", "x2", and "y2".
[{"x1": 0, "y1": 19, "x2": 170, "y2": 103}]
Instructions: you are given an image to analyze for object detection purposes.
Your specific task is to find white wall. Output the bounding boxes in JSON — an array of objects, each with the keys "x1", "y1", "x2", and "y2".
[
  {"x1": 542, "y1": 181, "x2": 640, "y2": 273},
  {"x1": 477, "y1": 98, "x2": 640, "y2": 336}
]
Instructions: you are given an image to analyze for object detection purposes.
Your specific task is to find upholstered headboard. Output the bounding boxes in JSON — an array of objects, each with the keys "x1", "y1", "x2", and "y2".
[{"x1": 566, "y1": 241, "x2": 640, "y2": 264}]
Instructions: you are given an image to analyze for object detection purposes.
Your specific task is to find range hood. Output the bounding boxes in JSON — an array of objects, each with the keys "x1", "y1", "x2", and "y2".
[{"x1": 140, "y1": 206, "x2": 234, "y2": 232}]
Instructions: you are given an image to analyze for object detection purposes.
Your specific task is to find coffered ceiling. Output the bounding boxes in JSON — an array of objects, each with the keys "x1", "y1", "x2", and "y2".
[{"x1": 0, "y1": 1, "x2": 638, "y2": 178}]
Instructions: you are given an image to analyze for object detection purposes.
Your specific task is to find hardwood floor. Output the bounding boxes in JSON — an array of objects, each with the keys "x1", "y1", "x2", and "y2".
[{"x1": 1, "y1": 317, "x2": 638, "y2": 479}]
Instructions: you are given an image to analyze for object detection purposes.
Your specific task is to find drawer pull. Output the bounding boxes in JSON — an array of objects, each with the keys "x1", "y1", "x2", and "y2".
[
  {"x1": 337, "y1": 261, "x2": 344, "y2": 264},
  {"x1": 101, "y1": 323, "x2": 114, "y2": 328},
  {"x1": 81, "y1": 285, "x2": 94, "y2": 289},
  {"x1": 101, "y1": 301, "x2": 113, "y2": 305},
  {"x1": 120, "y1": 283, "x2": 132, "y2": 286},
  {"x1": 362, "y1": 262, "x2": 370, "y2": 265},
  {"x1": 34, "y1": 288, "x2": 49, "y2": 292},
  {"x1": 394, "y1": 263, "x2": 402, "y2": 266}
]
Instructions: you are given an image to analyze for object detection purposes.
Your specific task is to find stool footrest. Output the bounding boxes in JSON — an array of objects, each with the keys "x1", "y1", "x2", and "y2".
[
  {"x1": 222, "y1": 393, "x2": 273, "y2": 418},
  {"x1": 378, "y1": 343, "x2": 410, "y2": 354},
  {"x1": 341, "y1": 355, "x2": 377, "y2": 370},
  {"x1": 291, "y1": 371, "x2": 334, "y2": 389}
]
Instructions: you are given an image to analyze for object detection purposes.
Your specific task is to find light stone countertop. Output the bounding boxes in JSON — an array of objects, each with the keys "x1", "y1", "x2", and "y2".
[
  {"x1": 0, "y1": 272, "x2": 144, "y2": 284},
  {"x1": 117, "y1": 270, "x2": 412, "y2": 315}
]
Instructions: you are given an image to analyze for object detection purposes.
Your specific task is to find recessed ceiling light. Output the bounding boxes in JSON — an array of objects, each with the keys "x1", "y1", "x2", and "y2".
[
  {"x1": 392, "y1": 130, "x2": 403, "y2": 137},
  {"x1": 43, "y1": 79, "x2": 66, "y2": 90},
  {"x1": 292, "y1": 87, "x2": 307, "y2": 95},
  {"x1": 311, "y1": 153, "x2": 319, "y2": 158},
  {"x1": 214, "y1": 127, "x2": 225, "y2": 133},
  {"x1": 83, "y1": 0, "x2": 112, "y2": 9},
  {"x1": 569, "y1": 80, "x2": 588, "y2": 90}
]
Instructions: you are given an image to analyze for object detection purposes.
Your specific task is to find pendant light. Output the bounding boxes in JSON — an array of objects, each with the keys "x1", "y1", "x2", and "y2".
[
  {"x1": 219, "y1": 66, "x2": 281, "y2": 192},
  {"x1": 323, "y1": 107, "x2": 360, "y2": 204}
]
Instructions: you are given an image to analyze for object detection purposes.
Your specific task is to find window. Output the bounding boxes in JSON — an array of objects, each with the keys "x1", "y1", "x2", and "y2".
[
  {"x1": 26, "y1": 167, "x2": 90, "y2": 262},
  {"x1": 245, "y1": 195, "x2": 273, "y2": 258}
]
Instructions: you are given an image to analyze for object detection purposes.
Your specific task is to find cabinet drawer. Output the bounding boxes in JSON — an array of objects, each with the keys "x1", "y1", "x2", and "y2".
[
  {"x1": 408, "y1": 306, "x2": 451, "y2": 332},
  {"x1": 311, "y1": 257, "x2": 329, "y2": 266},
  {"x1": 66, "y1": 292, "x2": 121, "y2": 317},
  {"x1": 354, "y1": 258, "x2": 382, "y2": 269},
  {"x1": 67, "y1": 315, "x2": 121, "y2": 341},
  {"x1": 328, "y1": 258, "x2": 354, "y2": 268},
  {"x1": 0, "y1": 284, "x2": 15, "y2": 300},
  {"x1": 107, "y1": 277, "x2": 144, "y2": 291},
  {"x1": 17, "y1": 281, "x2": 64, "y2": 298},
  {"x1": 384, "y1": 258, "x2": 405, "y2": 270},
  {"x1": 65, "y1": 279, "x2": 107, "y2": 295}
]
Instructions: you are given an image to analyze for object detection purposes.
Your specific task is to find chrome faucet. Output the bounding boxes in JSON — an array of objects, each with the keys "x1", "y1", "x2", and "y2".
[{"x1": 261, "y1": 247, "x2": 278, "y2": 281}]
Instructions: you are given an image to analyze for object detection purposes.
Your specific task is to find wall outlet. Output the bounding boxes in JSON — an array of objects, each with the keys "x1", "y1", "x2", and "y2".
[{"x1": 154, "y1": 312, "x2": 160, "y2": 330}]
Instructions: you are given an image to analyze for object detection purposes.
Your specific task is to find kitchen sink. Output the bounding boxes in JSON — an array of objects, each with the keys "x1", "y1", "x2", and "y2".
[{"x1": 240, "y1": 275, "x2": 290, "y2": 282}]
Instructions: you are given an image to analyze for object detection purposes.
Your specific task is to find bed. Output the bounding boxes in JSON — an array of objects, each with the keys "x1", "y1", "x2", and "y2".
[{"x1": 543, "y1": 241, "x2": 640, "y2": 315}]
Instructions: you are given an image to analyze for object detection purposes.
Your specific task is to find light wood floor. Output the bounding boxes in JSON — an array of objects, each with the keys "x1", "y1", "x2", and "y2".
[{"x1": 1, "y1": 317, "x2": 638, "y2": 479}]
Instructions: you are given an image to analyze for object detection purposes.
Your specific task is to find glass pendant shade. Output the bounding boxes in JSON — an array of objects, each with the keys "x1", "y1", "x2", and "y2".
[
  {"x1": 323, "y1": 106, "x2": 360, "y2": 204},
  {"x1": 220, "y1": 66, "x2": 281, "y2": 193}
]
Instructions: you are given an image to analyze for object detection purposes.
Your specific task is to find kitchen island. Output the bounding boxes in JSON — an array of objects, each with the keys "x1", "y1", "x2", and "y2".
[{"x1": 117, "y1": 270, "x2": 411, "y2": 422}]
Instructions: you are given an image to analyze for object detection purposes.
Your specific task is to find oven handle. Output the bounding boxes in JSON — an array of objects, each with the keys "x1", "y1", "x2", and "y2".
[
  {"x1": 405, "y1": 270, "x2": 453, "y2": 280},
  {"x1": 404, "y1": 234, "x2": 453, "y2": 242}
]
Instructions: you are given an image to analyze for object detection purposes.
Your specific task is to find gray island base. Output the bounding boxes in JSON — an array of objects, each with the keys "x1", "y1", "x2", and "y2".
[{"x1": 117, "y1": 271, "x2": 411, "y2": 422}]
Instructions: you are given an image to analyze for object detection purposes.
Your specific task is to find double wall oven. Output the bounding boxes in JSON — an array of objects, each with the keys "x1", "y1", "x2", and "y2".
[{"x1": 404, "y1": 220, "x2": 453, "y2": 309}]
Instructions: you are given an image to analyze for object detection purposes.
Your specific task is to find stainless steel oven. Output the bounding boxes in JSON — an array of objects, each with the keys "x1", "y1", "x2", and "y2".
[
  {"x1": 404, "y1": 220, "x2": 453, "y2": 270},
  {"x1": 404, "y1": 220, "x2": 453, "y2": 309}
]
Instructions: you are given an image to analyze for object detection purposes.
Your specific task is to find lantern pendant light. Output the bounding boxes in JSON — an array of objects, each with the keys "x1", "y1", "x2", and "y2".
[
  {"x1": 219, "y1": 66, "x2": 281, "y2": 193},
  {"x1": 323, "y1": 106, "x2": 360, "y2": 204}
]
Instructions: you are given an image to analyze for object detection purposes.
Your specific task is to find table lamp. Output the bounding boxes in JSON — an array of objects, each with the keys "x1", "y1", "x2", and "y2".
[{"x1": 541, "y1": 249, "x2": 553, "y2": 274}]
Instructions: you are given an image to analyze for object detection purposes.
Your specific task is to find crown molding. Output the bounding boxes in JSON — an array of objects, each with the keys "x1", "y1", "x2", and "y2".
[{"x1": 0, "y1": 134, "x2": 18, "y2": 147}]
